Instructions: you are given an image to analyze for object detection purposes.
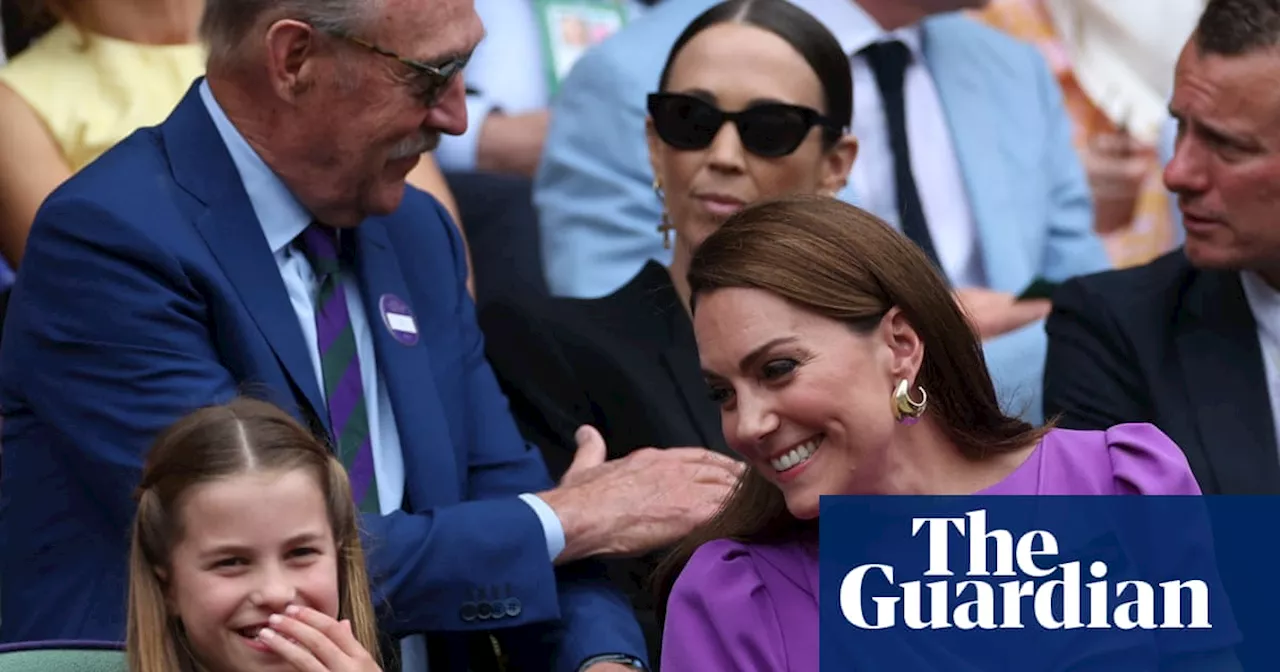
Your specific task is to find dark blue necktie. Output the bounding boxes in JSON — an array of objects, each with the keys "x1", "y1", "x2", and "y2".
[{"x1": 861, "y1": 40, "x2": 943, "y2": 273}]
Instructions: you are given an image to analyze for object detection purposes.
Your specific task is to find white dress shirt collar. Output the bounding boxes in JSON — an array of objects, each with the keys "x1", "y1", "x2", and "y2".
[
  {"x1": 197, "y1": 79, "x2": 313, "y2": 256},
  {"x1": 1240, "y1": 270, "x2": 1280, "y2": 458}
]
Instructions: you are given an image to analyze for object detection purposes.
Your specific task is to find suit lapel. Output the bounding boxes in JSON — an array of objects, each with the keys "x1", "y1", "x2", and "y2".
[
  {"x1": 163, "y1": 83, "x2": 327, "y2": 427},
  {"x1": 1176, "y1": 270, "x2": 1280, "y2": 493},
  {"x1": 660, "y1": 343, "x2": 727, "y2": 453},
  {"x1": 646, "y1": 266, "x2": 727, "y2": 454},
  {"x1": 354, "y1": 219, "x2": 460, "y2": 505},
  {"x1": 194, "y1": 207, "x2": 327, "y2": 428},
  {"x1": 921, "y1": 19, "x2": 1031, "y2": 291}
]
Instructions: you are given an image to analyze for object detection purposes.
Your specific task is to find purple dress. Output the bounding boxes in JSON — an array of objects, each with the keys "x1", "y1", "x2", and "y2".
[{"x1": 659, "y1": 424, "x2": 1203, "y2": 671}]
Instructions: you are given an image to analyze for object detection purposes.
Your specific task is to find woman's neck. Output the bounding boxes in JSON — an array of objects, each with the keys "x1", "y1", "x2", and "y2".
[
  {"x1": 75, "y1": 0, "x2": 204, "y2": 44},
  {"x1": 668, "y1": 242, "x2": 694, "y2": 317},
  {"x1": 866, "y1": 420, "x2": 1035, "y2": 495}
]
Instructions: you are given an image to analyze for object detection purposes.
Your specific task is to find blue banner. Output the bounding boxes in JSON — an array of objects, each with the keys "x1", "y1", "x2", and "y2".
[{"x1": 819, "y1": 496, "x2": 1280, "y2": 671}]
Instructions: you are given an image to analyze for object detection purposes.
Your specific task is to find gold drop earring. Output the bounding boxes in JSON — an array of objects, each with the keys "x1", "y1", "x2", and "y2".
[{"x1": 892, "y1": 378, "x2": 928, "y2": 425}]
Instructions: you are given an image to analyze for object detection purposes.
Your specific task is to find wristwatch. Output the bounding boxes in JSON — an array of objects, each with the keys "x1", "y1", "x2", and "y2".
[{"x1": 577, "y1": 653, "x2": 647, "y2": 670}]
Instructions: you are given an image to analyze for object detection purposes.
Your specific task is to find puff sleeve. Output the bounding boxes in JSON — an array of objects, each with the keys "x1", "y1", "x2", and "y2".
[{"x1": 661, "y1": 540, "x2": 789, "y2": 671}]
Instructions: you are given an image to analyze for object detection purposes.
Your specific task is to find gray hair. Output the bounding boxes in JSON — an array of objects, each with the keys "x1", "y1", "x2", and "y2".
[
  {"x1": 201, "y1": 0, "x2": 382, "y2": 65},
  {"x1": 1195, "y1": 0, "x2": 1280, "y2": 56}
]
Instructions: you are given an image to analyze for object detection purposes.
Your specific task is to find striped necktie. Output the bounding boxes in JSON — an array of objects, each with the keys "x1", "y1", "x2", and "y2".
[{"x1": 297, "y1": 223, "x2": 379, "y2": 513}]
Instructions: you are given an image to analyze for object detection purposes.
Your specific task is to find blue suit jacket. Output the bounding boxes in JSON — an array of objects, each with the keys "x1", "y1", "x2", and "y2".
[
  {"x1": 534, "y1": 1, "x2": 1111, "y2": 423},
  {"x1": 0, "y1": 84, "x2": 644, "y2": 671}
]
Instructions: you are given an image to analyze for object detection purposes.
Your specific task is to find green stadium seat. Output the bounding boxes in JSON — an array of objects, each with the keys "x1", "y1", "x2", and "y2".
[{"x1": 0, "y1": 641, "x2": 125, "y2": 672}]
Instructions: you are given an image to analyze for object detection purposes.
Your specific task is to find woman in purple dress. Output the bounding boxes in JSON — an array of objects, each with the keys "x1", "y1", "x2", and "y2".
[{"x1": 657, "y1": 196, "x2": 1240, "y2": 671}]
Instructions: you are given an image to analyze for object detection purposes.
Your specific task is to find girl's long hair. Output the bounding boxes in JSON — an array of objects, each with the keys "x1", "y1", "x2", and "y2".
[{"x1": 127, "y1": 397, "x2": 380, "y2": 672}]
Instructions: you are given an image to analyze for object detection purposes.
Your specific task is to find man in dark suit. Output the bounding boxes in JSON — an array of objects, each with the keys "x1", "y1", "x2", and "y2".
[
  {"x1": 0, "y1": 0, "x2": 741, "y2": 668},
  {"x1": 1044, "y1": 0, "x2": 1280, "y2": 495}
]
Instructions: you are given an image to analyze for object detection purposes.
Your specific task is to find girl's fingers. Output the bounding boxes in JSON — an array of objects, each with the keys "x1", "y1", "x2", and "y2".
[
  {"x1": 257, "y1": 627, "x2": 327, "y2": 672},
  {"x1": 285, "y1": 605, "x2": 368, "y2": 658},
  {"x1": 265, "y1": 608, "x2": 349, "y2": 669}
]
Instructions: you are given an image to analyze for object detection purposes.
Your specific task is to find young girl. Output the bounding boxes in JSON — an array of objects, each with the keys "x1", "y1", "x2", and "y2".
[{"x1": 126, "y1": 397, "x2": 383, "y2": 671}]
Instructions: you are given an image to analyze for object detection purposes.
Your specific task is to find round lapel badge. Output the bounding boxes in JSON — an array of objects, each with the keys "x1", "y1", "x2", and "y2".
[{"x1": 379, "y1": 294, "x2": 419, "y2": 346}]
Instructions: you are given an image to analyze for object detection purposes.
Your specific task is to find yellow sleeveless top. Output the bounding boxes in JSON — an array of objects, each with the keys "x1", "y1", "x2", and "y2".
[{"x1": 0, "y1": 23, "x2": 206, "y2": 170}]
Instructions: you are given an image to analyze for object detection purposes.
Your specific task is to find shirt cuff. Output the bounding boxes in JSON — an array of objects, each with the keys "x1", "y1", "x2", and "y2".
[
  {"x1": 518, "y1": 492, "x2": 566, "y2": 561},
  {"x1": 435, "y1": 93, "x2": 502, "y2": 172}
]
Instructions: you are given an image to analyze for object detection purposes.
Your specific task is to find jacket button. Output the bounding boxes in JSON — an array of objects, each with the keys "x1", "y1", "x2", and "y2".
[
  {"x1": 505, "y1": 598, "x2": 522, "y2": 618},
  {"x1": 460, "y1": 602, "x2": 477, "y2": 622},
  {"x1": 477, "y1": 601, "x2": 493, "y2": 620}
]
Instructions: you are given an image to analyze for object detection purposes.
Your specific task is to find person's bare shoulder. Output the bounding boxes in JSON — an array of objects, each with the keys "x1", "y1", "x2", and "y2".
[{"x1": 0, "y1": 80, "x2": 72, "y2": 264}]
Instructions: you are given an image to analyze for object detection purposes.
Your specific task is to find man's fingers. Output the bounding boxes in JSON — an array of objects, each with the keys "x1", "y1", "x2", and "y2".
[
  {"x1": 702, "y1": 450, "x2": 745, "y2": 470},
  {"x1": 659, "y1": 453, "x2": 742, "y2": 486},
  {"x1": 658, "y1": 447, "x2": 743, "y2": 471},
  {"x1": 694, "y1": 452, "x2": 746, "y2": 479},
  {"x1": 1006, "y1": 300, "x2": 1051, "y2": 332},
  {"x1": 1091, "y1": 132, "x2": 1147, "y2": 156},
  {"x1": 690, "y1": 463, "x2": 745, "y2": 488},
  {"x1": 653, "y1": 446, "x2": 720, "y2": 461},
  {"x1": 566, "y1": 425, "x2": 607, "y2": 476}
]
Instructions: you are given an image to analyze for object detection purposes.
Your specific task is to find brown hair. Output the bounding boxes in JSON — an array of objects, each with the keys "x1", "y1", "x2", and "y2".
[
  {"x1": 1195, "y1": 0, "x2": 1280, "y2": 56},
  {"x1": 126, "y1": 398, "x2": 380, "y2": 672},
  {"x1": 653, "y1": 195, "x2": 1049, "y2": 612},
  {"x1": 16, "y1": 0, "x2": 69, "y2": 23},
  {"x1": 4, "y1": 0, "x2": 63, "y2": 56}
]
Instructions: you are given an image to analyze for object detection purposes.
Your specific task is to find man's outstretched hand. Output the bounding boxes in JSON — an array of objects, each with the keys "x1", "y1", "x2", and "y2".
[{"x1": 540, "y1": 425, "x2": 744, "y2": 564}]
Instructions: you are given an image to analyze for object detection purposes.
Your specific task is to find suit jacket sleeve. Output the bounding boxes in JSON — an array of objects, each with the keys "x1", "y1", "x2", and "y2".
[
  {"x1": 534, "y1": 43, "x2": 661, "y2": 298},
  {"x1": 660, "y1": 542, "x2": 786, "y2": 672},
  {"x1": 980, "y1": 46, "x2": 1111, "y2": 426},
  {"x1": 1031, "y1": 43, "x2": 1111, "y2": 283},
  {"x1": 388, "y1": 196, "x2": 646, "y2": 670},
  {"x1": 1043, "y1": 277, "x2": 1152, "y2": 429},
  {"x1": 3, "y1": 199, "x2": 242, "y2": 540}
]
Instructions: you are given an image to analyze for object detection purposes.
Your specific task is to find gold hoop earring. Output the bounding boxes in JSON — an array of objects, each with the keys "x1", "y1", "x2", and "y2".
[
  {"x1": 893, "y1": 378, "x2": 927, "y2": 425},
  {"x1": 654, "y1": 178, "x2": 673, "y2": 250}
]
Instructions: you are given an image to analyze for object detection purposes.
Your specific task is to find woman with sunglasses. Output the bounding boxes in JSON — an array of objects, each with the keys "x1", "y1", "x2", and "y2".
[{"x1": 480, "y1": 0, "x2": 856, "y2": 661}]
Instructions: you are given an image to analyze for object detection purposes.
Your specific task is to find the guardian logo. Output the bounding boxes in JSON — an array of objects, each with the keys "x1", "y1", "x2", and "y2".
[{"x1": 840, "y1": 509, "x2": 1212, "y2": 631}]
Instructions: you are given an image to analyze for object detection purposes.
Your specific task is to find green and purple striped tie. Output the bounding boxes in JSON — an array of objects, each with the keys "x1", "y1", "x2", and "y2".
[{"x1": 297, "y1": 223, "x2": 379, "y2": 513}]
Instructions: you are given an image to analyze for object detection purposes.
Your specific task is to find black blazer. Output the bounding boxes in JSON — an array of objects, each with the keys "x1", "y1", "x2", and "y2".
[
  {"x1": 479, "y1": 261, "x2": 729, "y2": 664},
  {"x1": 1044, "y1": 250, "x2": 1280, "y2": 494},
  {"x1": 481, "y1": 261, "x2": 727, "y2": 470}
]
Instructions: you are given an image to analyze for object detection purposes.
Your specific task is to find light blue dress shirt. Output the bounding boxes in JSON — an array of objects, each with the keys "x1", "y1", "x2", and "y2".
[
  {"x1": 437, "y1": 0, "x2": 650, "y2": 171},
  {"x1": 198, "y1": 80, "x2": 565, "y2": 669}
]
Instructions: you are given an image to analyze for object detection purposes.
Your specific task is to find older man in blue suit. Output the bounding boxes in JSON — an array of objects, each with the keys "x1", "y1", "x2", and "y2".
[
  {"x1": 0, "y1": 0, "x2": 743, "y2": 668},
  {"x1": 535, "y1": 0, "x2": 1111, "y2": 424}
]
